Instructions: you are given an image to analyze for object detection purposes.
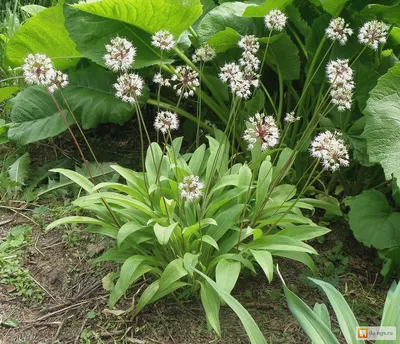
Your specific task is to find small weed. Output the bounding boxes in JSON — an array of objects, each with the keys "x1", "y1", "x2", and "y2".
[{"x1": 0, "y1": 225, "x2": 43, "y2": 302}]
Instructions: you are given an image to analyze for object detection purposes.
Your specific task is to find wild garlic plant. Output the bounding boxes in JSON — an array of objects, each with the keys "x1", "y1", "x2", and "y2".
[{"x1": 20, "y1": 5, "x2": 390, "y2": 342}]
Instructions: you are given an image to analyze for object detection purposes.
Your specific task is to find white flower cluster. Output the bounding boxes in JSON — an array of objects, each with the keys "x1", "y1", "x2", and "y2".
[
  {"x1": 243, "y1": 112, "x2": 279, "y2": 151},
  {"x1": 264, "y1": 9, "x2": 287, "y2": 32},
  {"x1": 179, "y1": 175, "x2": 205, "y2": 202},
  {"x1": 113, "y1": 73, "x2": 144, "y2": 104},
  {"x1": 171, "y1": 66, "x2": 200, "y2": 98},
  {"x1": 358, "y1": 21, "x2": 387, "y2": 50},
  {"x1": 326, "y1": 17, "x2": 353, "y2": 45},
  {"x1": 22, "y1": 53, "x2": 69, "y2": 93},
  {"x1": 104, "y1": 37, "x2": 136, "y2": 72},
  {"x1": 219, "y1": 35, "x2": 260, "y2": 99},
  {"x1": 192, "y1": 44, "x2": 216, "y2": 63},
  {"x1": 154, "y1": 111, "x2": 179, "y2": 134},
  {"x1": 310, "y1": 130, "x2": 349, "y2": 172},
  {"x1": 326, "y1": 59, "x2": 355, "y2": 111},
  {"x1": 153, "y1": 73, "x2": 171, "y2": 87},
  {"x1": 151, "y1": 30, "x2": 175, "y2": 51},
  {"x1": 284, "y1": 111, "x2": 300, "y2": 123}
]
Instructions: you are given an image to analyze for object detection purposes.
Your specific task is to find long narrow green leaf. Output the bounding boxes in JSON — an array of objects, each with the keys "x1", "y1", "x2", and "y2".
[
  {"x1": 283, "y1": 285, "x2": 339, "y2": 344},
  {"x1": 377, "y1": 281, "x2": 400, "y2": 344},
  {"x1": 250, "y1": 249, "x2": 273, "y2": 283},
  {"x1": 255, "y1": 158, "x2": 273, "y2": 215},
  {"x1": 200, "y1": 281, "x2": 221, "y2": 336},
  {"x1": 46, "y1": 216, "x2": 111, "y2": 231},
  {"x1": 246, "y1": 235, "x2": 317, "y2": 255},
  {"x1": 216, "y1": 259, "x2": 241, "y2": 294},
  {"x1": 154, "y1": 223, "x2": 179, "y2": 245},
  {"x1": 310, "y1": 278, "x2": 363, "y2": 344},
  {"x1": 190, "y1": 266, "x2": 267, "y2": 344},
  {"x1": 50, "y1": 168, "x2": 94, "y2": 193}
]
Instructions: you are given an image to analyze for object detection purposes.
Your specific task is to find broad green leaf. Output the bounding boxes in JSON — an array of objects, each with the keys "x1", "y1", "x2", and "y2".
[
  {"x1": 283, "y1": 285, "x2": 339, "y2": 344},
  {"x1": 158, "y1": 259, "x2": 188, "y2": 294},
  {"x1": 310, "y1": 278, "x2": 362, "y2": 344},
  {"x1": 197, "y1": 2, "x2": 256, "y2": 44},
  {"x1": 346, "y1": 190, "x2": 400, "y2": 250},
  {"x1": 117, "y1": 222, "x2": 147, "y2": 246},
  {"x1": 269, "y1": 33, "x2": 300, "y2": 80},
  {"x1": 319, "y1": 0, "x2": 348, "y2": 16},
  {"x1": 189, "y1": 144, "x2": 206, "y2": 175},
  {"x1": 200, "y1": 282, "x2": 221, "y2": 336},
  {"x1": 183, "y1": 218, "x2": 218, "y2": 240},
  {"x1": 277, "y1": 225, "x2": 330, "y2": 241},
  {"x1": 110, "y1": 264, "x2": 154, "y2": 307},
  {"x1": 63, "y1": 64, "x2": 140, "y2": 129},
  {"x1": 216, "y1": 259, "x2": 241, "y2": 294},
  {"x1": 313, "y1": 303, "x2": 331, "y2": 329},
  {"x1": 246, "y1": 235, "x2": 317, "y2": 255},
  {"x1": 361, "y1": 4, "x2": 400, "y2": 26},
  {"x1": 64, "y1": 6, "x2": 166, "y2": 70},
  {"x1": 286, "y1": 4, "x2": 310, "y2": 37},
  {"x1": 21, "y1": 5, "x2": 47, "y2": 16},
  {"x1": 145, "y1": 143, "x2": 165, "y2": 186},
  {"x1": 255, "y1": 158, "x2": 273, "y2": 214},
  {"x1": 272, "y1": 148, "x2": 294, "y2": 182},
  {"x1": 199, "y1": 235, "x2": 219, "y2": 250},
  {"x1": 4, "y1": 1, "x2": 81, "y2": 69},
  {"x1": 207, "y1": 27, "x2": 241, "y2": 53},
  {"x1": 72, "y1": 0, "x2": 202, "y2": 37},
  {"x1": 153, "y1": 222, "x2": 179, "y2": 245},
  {"x1": 0, "y1": 87, "x2": 19, "y2": 102},
  {"x1": 257, "y1": 213, "x2": 313, "y2": 226},
  {"x1": 250, "y1": 249, "x2": 273, "y2": 283},
  {"x1": 243, "y1": 0, "x2": 293, "y2": 17},
  {"x1": 190, "y1": 266, "x2": 267, "y2": 344},
  {"x1": 8, "y1": 86, "x2": 73, "y2": 145},
  {"x1": 207, "y1": 204, "x2": 245, "y2": 241},
  {"x1": 46, "y1": 216, "x2": 110, "y2": 231},
  {"x1": 363, "y1": 64, "x2": 400, "y2": 188},
  {"x1": 8, "y1": 153, "x2": 30, "y2": 186},
  {"x1": 50, "y1": 168, "x2": 94, "y2": 193}
]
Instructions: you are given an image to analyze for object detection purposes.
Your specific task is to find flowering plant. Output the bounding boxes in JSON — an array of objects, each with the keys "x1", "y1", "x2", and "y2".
[{"x1": 47, "y1": 132, "x2": 332, "y2": 340}]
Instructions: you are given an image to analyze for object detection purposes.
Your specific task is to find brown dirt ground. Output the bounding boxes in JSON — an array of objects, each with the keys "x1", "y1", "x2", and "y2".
[{"x1": 0, "y1": 206, "x2": 389, "y2": 344}]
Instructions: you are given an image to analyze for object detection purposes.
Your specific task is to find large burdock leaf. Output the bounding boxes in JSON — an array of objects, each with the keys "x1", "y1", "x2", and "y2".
[
  {"x1": 243, "y1": 0, "x2": 292, "y2": 17},
  {"x1": 71, "y1": 0, "x2": 202, "y2": 37},
  {"x1": 8, "y1": 65, "x2": 139, "y2": 145},
  {"x1": 363, "y1": 64, "x2": 400, "y2": 185},
  {"x1": 346, "y1": 190, "x2": 400, "y2": 250},
  {"x1": 4, "y1": 1, "x2": 81, "y2": 69},
  {"x1": 8, "y1": 86, "x2": 74, "y2": 145},
  {"x1": 197, "y1": 2, "x2": 256, "y2": 44},
  {"x1": 64, "y1": 6, "x2": 165, "y2": 70}
]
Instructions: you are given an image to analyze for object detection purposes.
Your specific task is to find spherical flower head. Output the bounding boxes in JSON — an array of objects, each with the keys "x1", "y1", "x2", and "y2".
[
  {"x1": 326, "y1": 17, "x2": 353, "y2": 45},
  {"x1": 358, "y1": 21, "x2": 387, "y2": 50},
  {"x1": 239, "y1": 51, "x2": 260, "y2": 72},
  {"x1": 171, "y1": 66, "x2": 200, "y2": 98},
  {"x1": 48, "y1": 70, "x2": 69, "y2": 93},
  {"x1": 22, "y1": 53, "x2": 56, "y2": 86},
  {"x1": 151, "y1": 30, "x2": 175, "y2": 51},
  {"x1": 179, "y1": 175, "x2": 205, "y2": 202},
  {"x1": 219, "y1": 63, "x2": 241, "y2": 83},
  {"x1": 330, "y1": 86, "x2": 353, "y2": 111},
  {"x1": 264, "y1": 9, "x2": 287, "y2": 32},
  {"x1": 310, "y1": 130, "x2": 349, "y2": 172},
  {"x1": 153, "y1": 72, "x2": 171, "y2": 87},
  {"x1": 154, "y1": 111, "x2": 179, "y2": 134},
  {"x1": 104, "y1": 37, "x2": 136, "y2": 72},
  {"x1": 238, "y1": 35, "x2": 260, "y2": 54},
  {"x1": 243, "y1": 113, "x2": 279, "y2": 151},
  {"x1": 284, "y1": 111, "x2": 300, "y2": 123},
  {"x1": 326, "y1": 59, "x2": 354, "y2": 90},
  {"x1": 192, "y1": 44, "x2": 216, "y2": 63},
  {"x1": 113, "y1": 73, "x2": 144, "y2": 104}
]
